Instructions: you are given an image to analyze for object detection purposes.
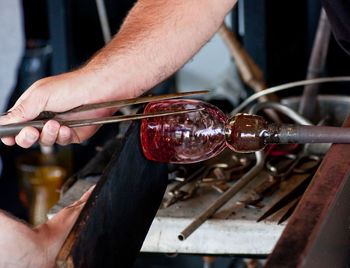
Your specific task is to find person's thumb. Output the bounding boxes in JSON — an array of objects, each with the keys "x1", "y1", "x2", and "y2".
[{"x1": 0, "y1": 91, "x2": 45, "y2": 125}]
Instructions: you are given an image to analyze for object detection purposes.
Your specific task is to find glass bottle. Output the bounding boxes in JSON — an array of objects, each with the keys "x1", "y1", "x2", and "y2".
[
  {"x1": 17, "y1": 145, "x2": 69, "y2": 225},
  {"x1": 140, "y1": 99, "x2": 270, "y2": 163}
]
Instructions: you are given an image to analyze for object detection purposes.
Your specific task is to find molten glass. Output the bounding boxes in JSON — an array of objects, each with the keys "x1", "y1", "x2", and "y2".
[
  {"x1": 140, "y1": 99, "x2": 227, "y2": 163},
  {"x1": 140, "y1": 99, "x2": 270, "y2": 163}
]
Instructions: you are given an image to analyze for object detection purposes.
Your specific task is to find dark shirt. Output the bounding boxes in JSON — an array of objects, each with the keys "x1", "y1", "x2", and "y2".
[{"x1": 323, "y1": 0, "x2": 350, "y2": 54}]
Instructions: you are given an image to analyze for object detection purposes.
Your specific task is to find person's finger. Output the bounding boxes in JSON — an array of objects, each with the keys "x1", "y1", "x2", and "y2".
[
  {"x1": 1, "y1": 137, "x2": 16, "y2": 146},
  {"x1": 65, "y1": 185, "x2": 96, "y2": 209},
  {"x1": 14, "y1": 127, "x2": 40, "y2": 148},
  {"x1": 56, "y1": 126, "x2": 73, "y2": 146},
  {"x1": 39, "y1": 120, "x2": 60, "y2": 146},
  {"x1": 0, "y1": 95, "x2": 44, "y2": 126},
  {"x1": 34, "y1": 185, "x2": 95, "y2": 266},
  {"x1": 70, "y1": 125, "x2": 101, "y2": 144},
  {"x1": 0, "y1": 86, "x2": 45, "y2": 147},
  {"x1": 39, "y1": 185, "x2": 95, "y2": 237}
]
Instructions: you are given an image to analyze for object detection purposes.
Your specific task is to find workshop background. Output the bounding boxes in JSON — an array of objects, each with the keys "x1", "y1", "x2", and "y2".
[{"x1": 1, "y1": 0, "x2": 350, "y2": 267}]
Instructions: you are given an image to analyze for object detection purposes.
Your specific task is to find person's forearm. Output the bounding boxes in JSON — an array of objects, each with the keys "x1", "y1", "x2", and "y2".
[
  {"x1": 84, "y1": 0, "x2": 237, "y2": 102},
  {"x1": 0, "y1": 0, "x2": 237, "y2": 147}
]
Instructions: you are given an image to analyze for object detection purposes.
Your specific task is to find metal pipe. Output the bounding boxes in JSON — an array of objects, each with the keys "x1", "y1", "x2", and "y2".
[
  {"x1": 249, "y1": 102, "x2": 350, "y2": 146},
  {"x1": 248, "y1": 102, "x2": 313, "y2": 126},
  {"x1": 275, "y1": 125, "x2": 350, "y2": 144},
  {"x1": 96, "y1": 0, "x2": 112, "y2": 44},
  {"x1": 231, "y1": 76, "x2": 350, "y2": 116},
  {"x1": 299, "y1": 8, "x2": 331, "y2": 120}
]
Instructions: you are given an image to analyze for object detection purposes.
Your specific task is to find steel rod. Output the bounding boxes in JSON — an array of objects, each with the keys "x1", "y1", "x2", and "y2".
[
  {"x1": 277, "y1": 125, "x2": 350, "y2": 144},
  {"x1": 0, "y1": 108, "x2": 203, "y2": 138},
  {"x1": 44, "y1": 90, "x2": 209, "y2": 119}
]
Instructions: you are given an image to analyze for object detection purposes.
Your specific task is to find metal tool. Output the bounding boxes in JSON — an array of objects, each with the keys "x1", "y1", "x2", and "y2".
[
  {"x1": 162, "y1": 163, "x2": 229, "y2": 209},
  {"x1": 178, "y1": 151, "x2": 265, "y2": 241},
  {"x1": 257, "y1": 159, "x2": 319, "y2": 222},
  {"x1": 0, "y1": 90, "x2": 209, "y2": 137},
  {"x1": 277, "y1": 196, "x2": 301, "y2": 224},
  {"x1": 266, "y1": 151, "x2": 320, "y2": 178},
  {"x1": 214, "y1": 144, "x2": 320, "y2": 220},
  {"x1": 162, "y1": 153, "x2": 253, "y2": 209},
  {"x1": 252, "y1": 142, "x2": 320, "y2": 221}
]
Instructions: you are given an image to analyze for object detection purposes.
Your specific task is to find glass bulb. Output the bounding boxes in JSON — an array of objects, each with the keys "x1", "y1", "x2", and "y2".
[
  {"x1": 225, "y1": 113, "x2": 268, "y2": 153},
  {"x1": 140, "y1": 99, "x2": 227, "y2": 163}
]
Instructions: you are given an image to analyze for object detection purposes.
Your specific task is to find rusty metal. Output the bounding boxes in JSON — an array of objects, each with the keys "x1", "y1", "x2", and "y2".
[
  {"x1": 264, "y1": 115, "x2": 350, "y2": 268},
  {"x1": 277, "y1": 196, "x2": 301, "y2": 224},
  {"x1": 162, "y1": 155, "x2": 253, "y2": 209},
  {"x1": 257, "y1": 173, "x2": 313, "y2": 222}
]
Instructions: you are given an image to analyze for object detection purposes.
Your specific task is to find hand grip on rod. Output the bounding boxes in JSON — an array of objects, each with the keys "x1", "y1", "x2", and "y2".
[
  {"x1": 0, "y1": 121, "x2": 46, "y2": 138},
  {"x1": 0, "y1": 108, "x2": 203, "y2": 138}
]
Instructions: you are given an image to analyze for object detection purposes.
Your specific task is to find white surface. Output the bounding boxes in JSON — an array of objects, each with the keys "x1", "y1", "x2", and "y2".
[{"x1": 142, "y1": 217, "x2": 283, "y2": 255}]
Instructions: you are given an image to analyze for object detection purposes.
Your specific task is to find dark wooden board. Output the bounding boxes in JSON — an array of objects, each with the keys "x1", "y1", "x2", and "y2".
[{"x1": 56, "y1": 121, "x2": 168, "y2": 268}]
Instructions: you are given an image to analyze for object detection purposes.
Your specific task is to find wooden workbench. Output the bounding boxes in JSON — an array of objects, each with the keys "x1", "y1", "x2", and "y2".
[{"x1": 49, "y1": 167, "x2": 288, "y2": 256}]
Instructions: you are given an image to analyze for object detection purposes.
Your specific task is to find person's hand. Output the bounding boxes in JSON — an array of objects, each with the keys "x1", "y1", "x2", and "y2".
[
  {"x1": 0, "y1": 185, "x2": 94, "y2": 268},
  {"x1": 0, "y1": 69, "x2": 123, "y2": 148}
]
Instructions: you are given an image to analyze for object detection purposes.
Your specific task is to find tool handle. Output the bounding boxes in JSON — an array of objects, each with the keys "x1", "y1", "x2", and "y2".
[{"x1": 0, "y1": 121, "x2": 46, "y2": 137}]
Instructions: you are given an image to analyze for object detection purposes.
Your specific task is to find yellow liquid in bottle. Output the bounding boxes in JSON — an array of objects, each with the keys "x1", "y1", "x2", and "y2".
[{"x1": 17, "y1": 149, "x2": 67, "y2": 225}]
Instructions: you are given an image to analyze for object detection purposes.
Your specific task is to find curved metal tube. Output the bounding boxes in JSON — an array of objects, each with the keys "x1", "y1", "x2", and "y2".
[
  {"x1": 231, "y1": 76, "x2": 350, "y2": 116},
  {"x1": 248, "y1": 101, "x2": 313, "y2": 126}
]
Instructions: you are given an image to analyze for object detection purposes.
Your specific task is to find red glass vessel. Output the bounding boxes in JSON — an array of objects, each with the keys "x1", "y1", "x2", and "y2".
[{"x1": 140, "y1": 99, "x2": 228, "y2": 163}]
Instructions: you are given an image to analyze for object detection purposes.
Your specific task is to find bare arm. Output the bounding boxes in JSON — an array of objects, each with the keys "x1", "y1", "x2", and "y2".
[
  {"x1": 86, "y1": 0, "x2": 237, "y2": 99},
  {"x1": 0, "y1": 186, "x2": 93, "y2": 268},
  {"x1": 1, "y1": 0, "x2": 237, "y2": 148}
]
